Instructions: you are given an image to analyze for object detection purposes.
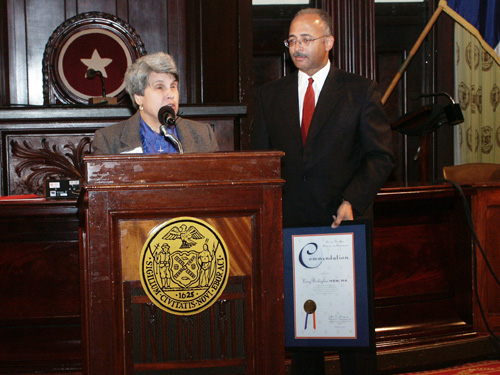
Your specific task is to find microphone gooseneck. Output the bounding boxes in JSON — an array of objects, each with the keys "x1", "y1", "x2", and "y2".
[
  {"x1": 85, "y1": 68, "x2": 106, "y2": 97},
  {"x1": 160, "y1": 124, "x2": 184, "y2": 154},
  {"x1": 158, "y1": 106, "x2": 183, "y2": 154},
  {"x1": 417, "y1": 92, "x2": 456, "y2": 104}
]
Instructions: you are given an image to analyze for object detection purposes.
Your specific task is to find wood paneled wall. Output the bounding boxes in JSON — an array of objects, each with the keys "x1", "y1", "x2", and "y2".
[
  {"x1": 0, "y1": 0, "x2": 8, "y2": 106},
  {"x1": 2, "y1": 0, "x2": 457, "y2": 175},
  {"x1": 4, "y1": 0, "x2": 253, "y2": 148},
  {"x1": 5, "y1": 0, "x2": 252, "y2": 104},
  {"x1": 324, "y1": 0, "x2": 376, "y2": 80},
  {"x1": 0, "y1": 202, "x2": 81, "y2": 373},
  {"x1": 253, "y1": 0, "x2": 377, "y2": 87},
  {"x1": 375, "y1": 0, "x2": 455, "y2": 183},
  {"x1": 4, "y1": 184, "x2": 499, "y2": 374},
  {"x1": 253, "y1": 0, "x2": 456, "y2": 184},
  {"x1": 0, "y1": 105, "x2": 245, "y2": 196}
]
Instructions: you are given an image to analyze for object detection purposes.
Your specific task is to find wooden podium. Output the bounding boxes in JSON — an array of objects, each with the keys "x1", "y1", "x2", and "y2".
[{"x1": 79, "y1": 151, "x2": 285, "y2": 374}]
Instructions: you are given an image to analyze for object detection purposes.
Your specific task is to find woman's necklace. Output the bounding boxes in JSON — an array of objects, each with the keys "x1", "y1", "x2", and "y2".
[{"x1": 144, "y1": 132, "x2": 165, "y2": 153}]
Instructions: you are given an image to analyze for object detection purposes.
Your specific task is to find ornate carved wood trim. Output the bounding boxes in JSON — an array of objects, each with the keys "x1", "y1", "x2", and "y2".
[
  {"x1": 10, "y1": 137, "x2": 91, "y2": 194},
  {"x1": 0, "y1": 105, "x2": 245, "y2": 196},
  {"x1": 42, "y1": 11, "x2": 147, "y2": 105}
]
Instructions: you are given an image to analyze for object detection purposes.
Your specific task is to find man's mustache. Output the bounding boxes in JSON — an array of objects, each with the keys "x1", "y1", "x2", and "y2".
[{"x1": 293, "y1": 52, "x2": 307, "y2": 58}]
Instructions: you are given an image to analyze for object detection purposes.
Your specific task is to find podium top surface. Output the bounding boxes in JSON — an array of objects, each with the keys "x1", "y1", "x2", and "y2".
[{"x1": 83, "y1": 151, "x2": 284, "y2": 187}]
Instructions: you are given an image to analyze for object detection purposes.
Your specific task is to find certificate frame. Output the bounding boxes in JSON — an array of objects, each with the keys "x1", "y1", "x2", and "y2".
[{"x1": 283, "y1": 220, "x2": 374, "y2": 350}]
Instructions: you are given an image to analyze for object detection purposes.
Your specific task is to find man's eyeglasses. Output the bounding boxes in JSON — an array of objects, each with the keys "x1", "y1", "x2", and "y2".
[{"x1": 283, "y1": 35, "x2": 329, "y2": 48}]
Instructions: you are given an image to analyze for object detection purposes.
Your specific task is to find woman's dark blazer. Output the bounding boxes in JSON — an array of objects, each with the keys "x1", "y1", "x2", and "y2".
[{"x1": 92, "y1": 111, "x2": 219, "y2": 155}]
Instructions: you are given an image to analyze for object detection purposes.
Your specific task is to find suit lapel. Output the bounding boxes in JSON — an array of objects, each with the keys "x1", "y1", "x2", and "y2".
[
  {"x1": 176, "y1": 119, "x2": 196, "y2": 152},
  {"x1": 118, "y1": 111, "x2": 143, "y2": 153},
  {"x1": 305, "y1": 67, "x2": 345, "y2": 148}
]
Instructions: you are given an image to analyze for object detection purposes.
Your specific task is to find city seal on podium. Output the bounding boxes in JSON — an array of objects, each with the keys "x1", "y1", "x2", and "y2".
[{"x1": 139, "y1": 217, "x2": 230, "y2": 316}]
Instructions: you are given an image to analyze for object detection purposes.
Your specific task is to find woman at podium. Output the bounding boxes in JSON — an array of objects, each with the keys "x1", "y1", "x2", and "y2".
[{"x1": 92, "y1": 52, "x2": 219, "y2": 155}]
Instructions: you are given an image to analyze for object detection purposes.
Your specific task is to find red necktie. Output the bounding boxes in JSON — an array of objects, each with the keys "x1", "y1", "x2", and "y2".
[{"x1": 301, "y1": 77, "x2": 315, "y2": 146}]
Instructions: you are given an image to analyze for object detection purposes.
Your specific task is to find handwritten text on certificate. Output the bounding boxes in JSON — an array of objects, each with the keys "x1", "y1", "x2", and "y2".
[{"x1": 292, "y1": 233, "x2": 356, "y2": 339}]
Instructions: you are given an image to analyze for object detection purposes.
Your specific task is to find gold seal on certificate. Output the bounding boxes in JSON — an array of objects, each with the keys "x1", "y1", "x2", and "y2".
[
  {"x1": 303, "y1": 299, "x2": 317, "y2": 330},
  {"x1": 139, "y1": 217, "x2": 230, "y2": 316},
  {"x1": 304, "y1": 299, "x2": 317, "y2": 314}
]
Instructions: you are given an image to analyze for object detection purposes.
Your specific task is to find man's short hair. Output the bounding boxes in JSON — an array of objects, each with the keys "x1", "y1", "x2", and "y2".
[{"x1": 294, "y1": 8, "x2": 333, "y2": 36}]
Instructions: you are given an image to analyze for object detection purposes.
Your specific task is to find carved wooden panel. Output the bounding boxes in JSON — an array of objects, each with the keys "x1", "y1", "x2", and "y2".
[
  {"x1": 373, "y1": 186, "x2": 474, "y2": 347},
  {"x1": 7, "y1": 0, "x2": 167, "y2": 105},
  {"x1": 8, "y1": 134, "x2": 92, "y2": 195},
  {"x1": 472, "y1": 188, "x2": 500, "y2": 334},
  {"x1": 376, "y1": 2, "x2": 432, "y2": 184},
  {"x1": 124, "y1": 277, "x2": 252, "y2": 373},
  {"x1": 43, "y1": 11, "x2": 146, "y2": 105},
  {"x1": 0, "y1": 105, "x2": 244, "y2": 196},
  {"x1": 0, "y1": 202, "x2": 81, "y2": 373}
]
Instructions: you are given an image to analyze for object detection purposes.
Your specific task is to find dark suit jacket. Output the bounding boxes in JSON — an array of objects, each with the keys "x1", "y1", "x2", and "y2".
[
  {"x1": 92, "y1": 111, "x2": 219, "y2": 155},
  {"x1": 252, "y1": 66, "x2": 394, "y2": 228}
]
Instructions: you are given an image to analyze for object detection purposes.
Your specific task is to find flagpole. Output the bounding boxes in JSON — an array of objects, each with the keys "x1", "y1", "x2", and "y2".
[{"x1": 381, "y1": 3, "x2": 445, "y2": 105}]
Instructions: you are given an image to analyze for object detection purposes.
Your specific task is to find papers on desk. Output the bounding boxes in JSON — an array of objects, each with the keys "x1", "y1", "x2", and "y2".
[{"x1": 0, "y1": 194, "x2": 46, "y2": 202}]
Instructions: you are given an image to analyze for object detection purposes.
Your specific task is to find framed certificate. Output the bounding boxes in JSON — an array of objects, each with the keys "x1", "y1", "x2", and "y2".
[{"x1": 283, "y1": 221, "x2": 374, "y2": 349}]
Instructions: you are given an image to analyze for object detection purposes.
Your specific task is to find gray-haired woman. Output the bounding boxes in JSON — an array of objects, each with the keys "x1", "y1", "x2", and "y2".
[{"x1": 92, "y1": 52, "x2": 218, "y2": 155}]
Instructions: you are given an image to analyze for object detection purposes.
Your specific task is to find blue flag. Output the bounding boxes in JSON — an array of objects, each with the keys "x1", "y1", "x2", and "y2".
[{"x1": 441, "y1": 0, "x2": 500, "y2": 61}]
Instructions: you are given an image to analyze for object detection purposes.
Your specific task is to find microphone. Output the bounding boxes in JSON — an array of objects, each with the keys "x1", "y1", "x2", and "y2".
[
  {"x1": 158, "y1": 105, "x2": 184, "y2": 154},
  {"x1": 85, "y1": 68, "x2": 106, "y2": 97},
  {"x1": 410, "y1": 92, "x2": 464, "y2": 126},
  {"x1": 158, "y1": 105, "x2": 176, "y2": 126}
]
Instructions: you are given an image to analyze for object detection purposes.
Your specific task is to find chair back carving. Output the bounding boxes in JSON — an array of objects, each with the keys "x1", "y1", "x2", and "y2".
[{"x1": 43, "y1": 12, "x2": 146, "y2": 105}]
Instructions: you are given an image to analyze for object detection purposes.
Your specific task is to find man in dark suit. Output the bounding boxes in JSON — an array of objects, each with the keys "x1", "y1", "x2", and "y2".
[{"x1": 251, "y1": 7, "x2": 394, "y2": 375}]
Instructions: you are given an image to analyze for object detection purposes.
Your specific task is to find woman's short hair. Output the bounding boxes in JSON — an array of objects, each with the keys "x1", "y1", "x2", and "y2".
[{"x1": 124, "y1": 52, "x2": 179, "y2": 105}]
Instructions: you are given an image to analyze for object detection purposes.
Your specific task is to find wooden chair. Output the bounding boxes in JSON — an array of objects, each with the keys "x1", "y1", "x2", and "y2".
[{"x1": 443, "y1": 163, "x2": 500, "y2": 184}]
